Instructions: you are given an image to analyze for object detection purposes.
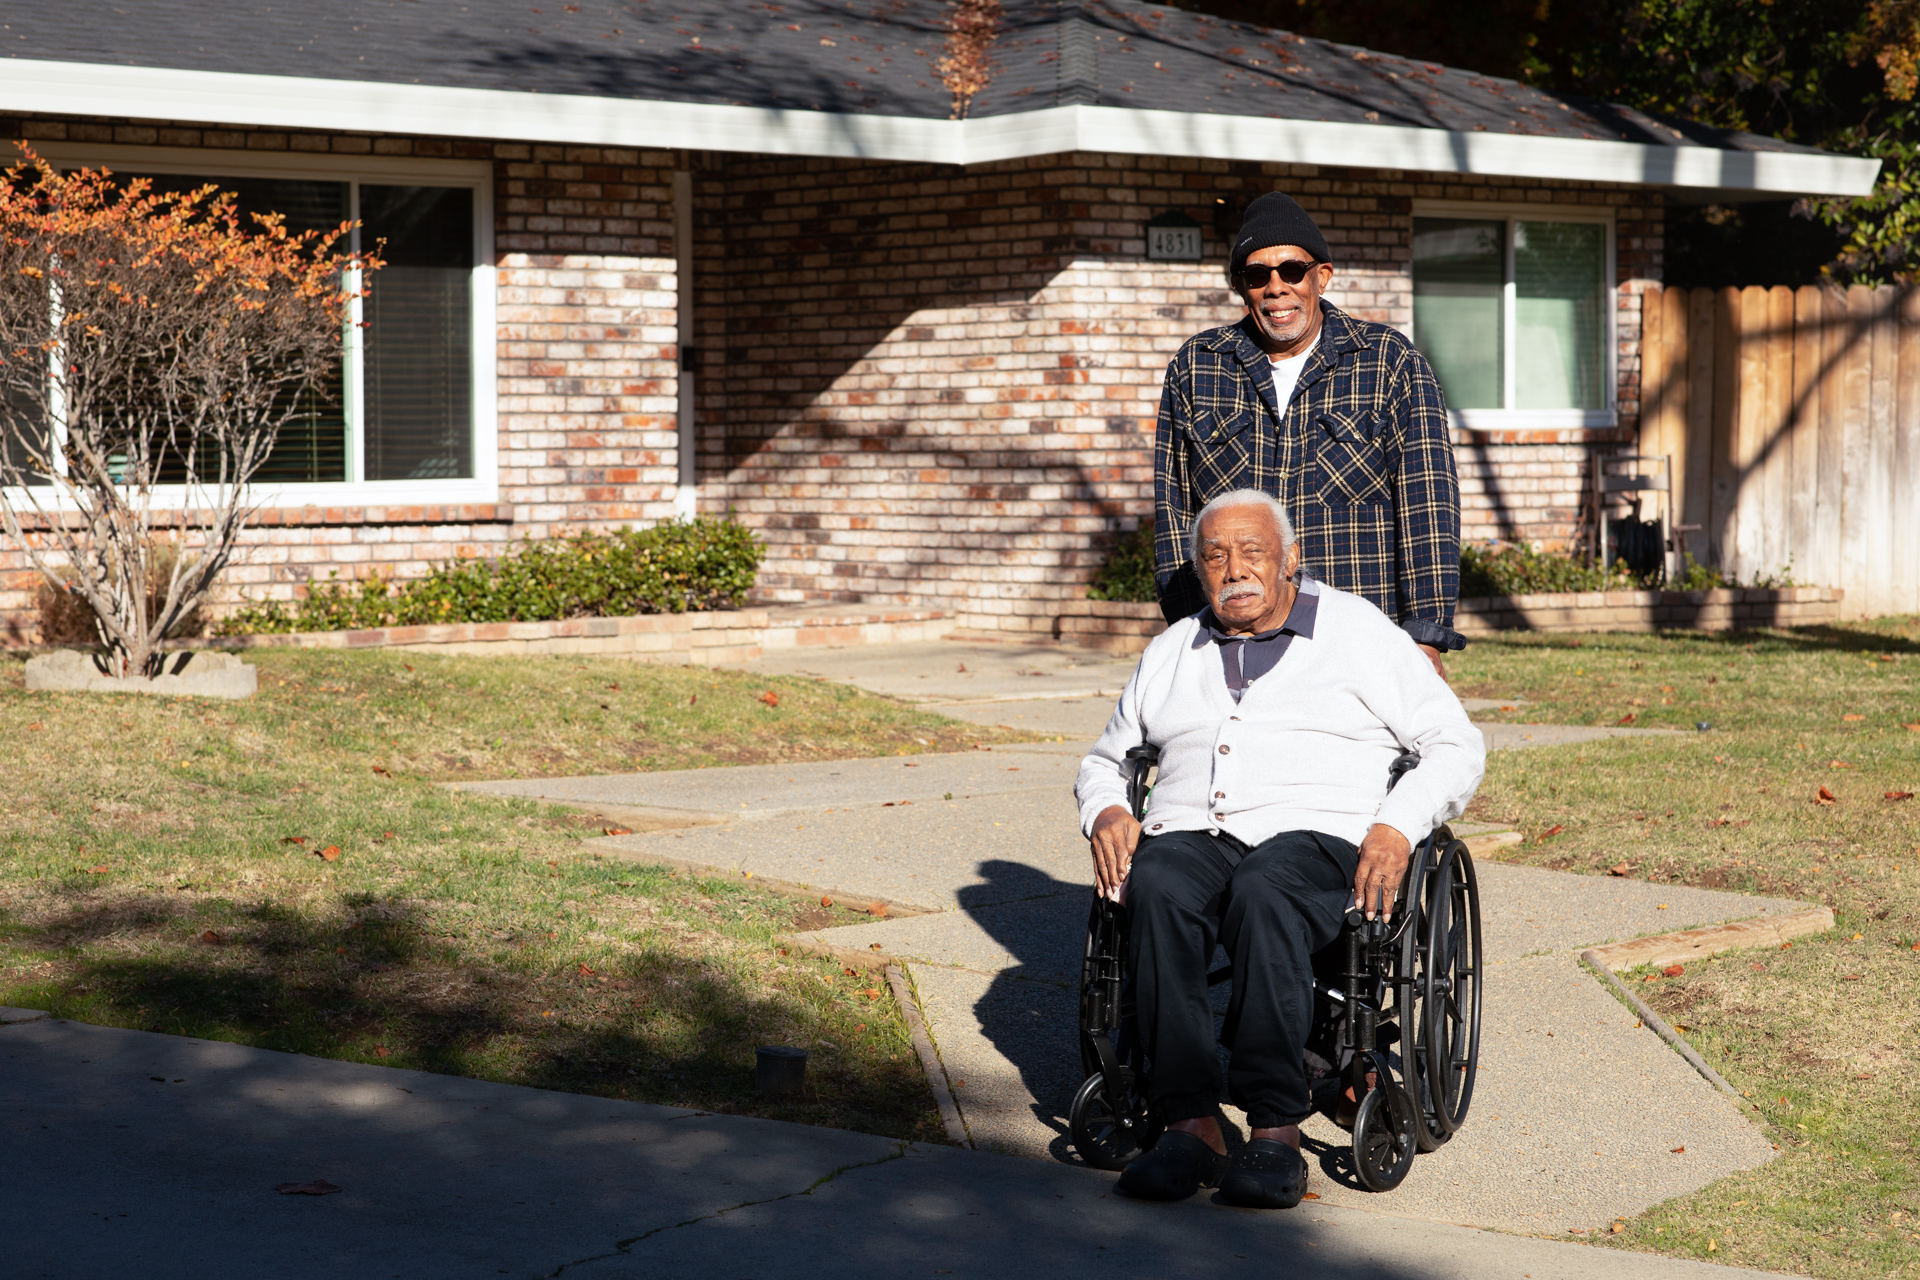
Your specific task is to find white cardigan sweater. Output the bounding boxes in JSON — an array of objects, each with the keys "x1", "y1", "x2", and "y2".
[{"x1": 1075, "y1": 582, "x2": 1485, "y2": 850}]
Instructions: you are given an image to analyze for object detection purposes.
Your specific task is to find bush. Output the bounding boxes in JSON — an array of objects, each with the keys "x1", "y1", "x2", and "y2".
[
  {"x1": 217, "y1": 519, "x2": 763, "y2": 636},
  {"x1": 1086, "y1": 521, "x2": 1157, "y2": 603},
  {"x1": 1458, "y1": 542, "x2": 1638, "y2": 597},
  {"x1": 35, "y1": 539, "x2": 208, "y2": 646}
]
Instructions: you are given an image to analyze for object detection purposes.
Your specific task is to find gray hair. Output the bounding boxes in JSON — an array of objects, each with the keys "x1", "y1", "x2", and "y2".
[{"x1": 1189, "y1": 489, "x2": 1297, "y2": 566}]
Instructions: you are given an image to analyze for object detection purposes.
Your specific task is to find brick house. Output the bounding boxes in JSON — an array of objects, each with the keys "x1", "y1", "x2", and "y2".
[{"x1": 0, "y1": 0, "x2": 1875, "y2": 641}]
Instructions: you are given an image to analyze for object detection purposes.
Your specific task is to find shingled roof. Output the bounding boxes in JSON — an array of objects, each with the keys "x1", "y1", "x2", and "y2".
[{"x1": 0, "y1": 0, "x2": 1876, "y2": 195}]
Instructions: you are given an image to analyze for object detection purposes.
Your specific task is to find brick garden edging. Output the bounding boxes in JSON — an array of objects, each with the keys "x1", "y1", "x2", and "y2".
[
  {"x1": 1454, "y1": 585, "x2": 1843, "y2": 635},
  {"x1": 207, "y1": 604, "x2": 949, "y2": 667},
  {"x1": 1049, "y1": 586, "x2": 1845, "y2": 654}
]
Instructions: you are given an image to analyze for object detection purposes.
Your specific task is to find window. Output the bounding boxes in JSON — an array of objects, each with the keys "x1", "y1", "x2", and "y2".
[
  {"x1": 25, "y1": 145, "x2": 495, "y2": 501},
  {"x1": 1411, "y1": 209, "x2": 1613, "y2": 426}
]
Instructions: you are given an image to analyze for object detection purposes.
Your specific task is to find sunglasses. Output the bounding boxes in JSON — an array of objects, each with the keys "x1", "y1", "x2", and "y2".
[{"x1": 1236, "y1": 260, "x2": 1319, "y2": 288}]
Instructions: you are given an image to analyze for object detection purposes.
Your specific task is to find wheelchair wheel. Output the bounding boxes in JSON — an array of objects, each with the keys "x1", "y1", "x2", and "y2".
[
  {"x1": 1401, "y1": 838, "x2": 1483, "y2": 1148},
  {"x1": 1068, "y1": 1069, "x2": 1161, "y2": 1171},
  {"x1": 1351, "y1": 1078, "x2": 1418, "y2": 1192}
]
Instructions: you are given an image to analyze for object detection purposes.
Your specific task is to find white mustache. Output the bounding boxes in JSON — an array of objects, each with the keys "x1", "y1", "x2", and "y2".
[{"x1": 1216, "y1": 582, "x2": 1264, "y2": 605}]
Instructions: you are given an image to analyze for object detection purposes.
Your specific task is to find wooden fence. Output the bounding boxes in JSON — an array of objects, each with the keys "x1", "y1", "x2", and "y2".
[{"x1": 1640, "y1": 282, "x2": 1920, "y2": 619}]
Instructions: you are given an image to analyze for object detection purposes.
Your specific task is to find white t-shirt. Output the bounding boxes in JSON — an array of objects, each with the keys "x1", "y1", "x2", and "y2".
[{"x1": 1266, "y1": 332, "x2": 1321, "y2": 420}]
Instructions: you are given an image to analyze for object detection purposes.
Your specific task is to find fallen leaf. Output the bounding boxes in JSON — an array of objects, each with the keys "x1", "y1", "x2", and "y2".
[
  {"x1": 1663, "y1": 964, "x2": 1685, "y2": 977},
  {"x1": 843, "y1": 967, "x2": 860, "y2": 977},
  {"x1": 1749, "y1": 963, "x2": 1766, "y2": 971},
  {"x1": 1855, "y1": 1073, "x2": 1873, "y2": 1079},
  {"x1": 602, "y1": 826, "x2": 634, "y2": 835},
  {"x1": 578, "y1": 964, "x2": 594, "y2": 976},
  {"x1": 1006, "y1": 767, "x2": 1021, "y2": 772},
  {"x1": 1536, "y1": 824, "x2": 1565, "y2": 843},
  {"x1": 1671, "y1": 1146, "x2": 1686, "y2": 1154},
  {"x1": 955, "y1": 662, "x2": 967, "y2": 672},
  {"x1": 1843, "y1": 713, "x2": 1865, "y2": 721},
  {"x1": 758, "y1": 690, "x2": 779, "y2": 707},
  {"x1": 1611, "y1": 1222, "x2": 1625, "y2": 1234},
  {"x1": 1816, "y1": 786, "x2": 1837, "y2": 805},
  {"x1": 1301, "y1": 1192, "x2": 1320, "y2": 1201},
  {"x1": 869, "y1": 942, "x2": 883, "y2": 950},
  {"x1": 1617, "y1": 711, "x2": 1637, "y2": 725},
  {"x1": 1843, "y1": 974, "x2": 1862, "y2": 981},
  {"x1": 316, "y1": 846, "x2": 341, "y2": 862},
  {"x1": 27, "y1": 722, "x2": 44, "y2": 730},
  {"x1": 370, "y1": 765, "x2": 391, "y2": 776},
  {"x1": 1707, "y1": 1239, "x2": 1717, "y2": 1253},
  {"x1": 1499, "y1": 704, "x2": 1516, "y2": 711},
  {"x1": 374, "y1": 1046, "x2": 390, "y2": 1058},
  {"x1": 1608, "y1": 862, "x2": 1634, "y2": 876},
  {"x1": 688, "y1": 694, "x2": 697, "y2": 706},
  {"x1": 274, "y1": 1180, "x2": 343, "y2": 1196},
  {"x1": 87, "y1": 865, "x2": 109, "y2": 875},
  {"x1": 1904, "y1": 723, "x2": 1920, "y2": 731},
  {"x1": 861, "y1": 988, "x2": 881, "y2": 999},
  {"x1": 282, "y1": 836, "x2": 309, "y2": 846},
  {"x1": 1886, "y1": 791, "x2": 1915, "y2": 801},
  {"x1": 820, "y1": 896, "x2": 833, "y2": 907},
  {"x1": 1830, "y1": 760, "x2": 1854, "y2": 769},
  {"x1": 199, "y1": 930, "x2": 222, "y2": 945}
]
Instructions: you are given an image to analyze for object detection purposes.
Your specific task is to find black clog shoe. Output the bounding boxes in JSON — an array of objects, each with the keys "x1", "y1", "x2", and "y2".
[
  {"x1": 1218, "y1": 1137, "x2": 1309, "y2": 1209},
  {"x1": 1115, "y1": 1130, "x2": 1231, "y2": 1201}
]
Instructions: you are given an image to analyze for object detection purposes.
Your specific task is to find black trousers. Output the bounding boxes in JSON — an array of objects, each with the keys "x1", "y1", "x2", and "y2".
[{"x1": 1126, "y1": 828, "x2": 1357, "y2": 1130}]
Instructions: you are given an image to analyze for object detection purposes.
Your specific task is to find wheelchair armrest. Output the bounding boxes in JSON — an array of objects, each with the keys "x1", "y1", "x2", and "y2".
[{"x1": 1124, "y1": 744, "x2": 1161, "y2": 766}]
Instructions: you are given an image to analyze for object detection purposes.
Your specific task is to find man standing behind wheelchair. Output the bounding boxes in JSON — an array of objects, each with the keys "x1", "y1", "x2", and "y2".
[
  {"x1": 1075, "y1": 489, "x2": 1484, "y2": 1208},
  {"x1": 1152, "y1": 190, "x2": 1465, "y2": 674}
]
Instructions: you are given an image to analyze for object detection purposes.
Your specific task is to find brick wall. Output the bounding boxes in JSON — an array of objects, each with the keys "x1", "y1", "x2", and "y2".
[
  {"x1": 692, "y1": 151, "x2": 1661, "y2": 632},
  {"x1": 0, "y1": 112, "x2": 1661, "y2": 642}
]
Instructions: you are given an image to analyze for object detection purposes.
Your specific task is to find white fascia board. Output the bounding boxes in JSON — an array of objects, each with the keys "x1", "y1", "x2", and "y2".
[
  {"x1": 0, "y1": 57, "x2": 964, "y2": 164},
  {"x1": 988, "y1": 106, "x2": 1882, "y2": 197},
  {"x1": 0, "y1": 58, "x2": 1880, "y2": 196}
]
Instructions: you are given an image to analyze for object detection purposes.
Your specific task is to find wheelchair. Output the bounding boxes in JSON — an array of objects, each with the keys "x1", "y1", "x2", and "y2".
[{"x1": 1069, "y1": 744, "x2": 1483, "y2": 1192}]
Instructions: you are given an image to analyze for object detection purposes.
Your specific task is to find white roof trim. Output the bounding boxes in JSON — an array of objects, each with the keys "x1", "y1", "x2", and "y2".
[{"x1": 0, "y1": 57, "x2": 1880, "y2": 196}]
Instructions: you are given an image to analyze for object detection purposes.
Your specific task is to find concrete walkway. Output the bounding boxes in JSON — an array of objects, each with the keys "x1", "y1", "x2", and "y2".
[{"x1": 1, "y1": 1012, "x2": 1792, "y2": 1280}]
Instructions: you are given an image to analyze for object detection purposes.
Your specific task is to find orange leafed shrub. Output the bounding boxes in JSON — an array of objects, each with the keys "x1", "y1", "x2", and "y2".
[{"x1": 0, "y1": 143, "x2": 379, "y2": 676}]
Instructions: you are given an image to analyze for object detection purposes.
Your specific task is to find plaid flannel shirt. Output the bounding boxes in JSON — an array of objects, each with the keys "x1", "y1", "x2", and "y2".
[{"x1": 1153, "y1": 305, "x2": 1464, "y2": 651}]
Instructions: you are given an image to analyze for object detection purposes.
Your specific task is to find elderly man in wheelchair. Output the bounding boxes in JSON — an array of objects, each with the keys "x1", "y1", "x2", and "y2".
[{"x1": 1073, "y1": 489, "x2": 1485, "y2": 1209}]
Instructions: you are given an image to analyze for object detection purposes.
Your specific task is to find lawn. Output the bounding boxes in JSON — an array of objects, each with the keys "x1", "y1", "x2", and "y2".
[
  {"x1": 0, "y1": 647, "x2": 1034, "y2": 1144},
  {"x1": 1452, "y1": 618, "x2": 1920, "y2": 1278}
]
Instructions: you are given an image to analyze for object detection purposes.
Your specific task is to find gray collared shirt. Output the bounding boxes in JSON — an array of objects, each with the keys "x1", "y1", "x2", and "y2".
[{"x1": 1198, "y1": 574, "x2": 1321, "y2": 702}]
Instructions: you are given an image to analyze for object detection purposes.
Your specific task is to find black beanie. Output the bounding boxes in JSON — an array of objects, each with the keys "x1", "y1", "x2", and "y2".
[{"x1": 1231, "y1": 192, "x2": 1331, "y2": 274}]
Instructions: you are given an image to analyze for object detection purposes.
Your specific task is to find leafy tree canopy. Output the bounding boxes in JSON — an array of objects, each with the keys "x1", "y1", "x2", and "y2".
[{"x1": 1170, "y1": 0, "x2": 1920, "y2": 284}]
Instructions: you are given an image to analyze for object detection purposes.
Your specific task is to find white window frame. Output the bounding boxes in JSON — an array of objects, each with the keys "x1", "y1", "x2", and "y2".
[
  {"x1": 1410, "y1": 199, "x2": 1617, "y2": 431},
  {"x1": 24, "y1": 143, "x2": 497, "y2": 505}
]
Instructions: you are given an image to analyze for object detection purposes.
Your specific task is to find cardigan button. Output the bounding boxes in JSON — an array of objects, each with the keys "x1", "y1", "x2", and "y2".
[
  {"x1": 1230, "y1": 716, "x2": 1241, "y2": 722},
  {"x1": 1150, "y1": 823, "x2": 1164, "y2": 831},
  {"x1": 1214, "y1": 791, "x2": 1225, "y2": 799},
  {"x1": 1218, "y1": 744, "x2": 1231, "y2": 754}
]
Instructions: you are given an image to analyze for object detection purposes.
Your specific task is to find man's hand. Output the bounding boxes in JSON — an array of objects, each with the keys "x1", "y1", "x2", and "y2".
[
  {"x1": 1089, "y1": 805, "x2": 1142, "y2": 898},
  {"x1": 1417, "y1": 643, "x2": 1447, "y2": 679},
  {"x1": 1352, "y1": 823, "x2": 1413, "y2": 921}
]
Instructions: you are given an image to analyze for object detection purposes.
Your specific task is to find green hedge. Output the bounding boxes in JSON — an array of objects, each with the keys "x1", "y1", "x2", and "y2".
[
  {"x1": 1086, "y1": 521, "x2": 1158, "y2": 603},
  {"x1": 217, "y1": 519, "x2": 763, "y2": 636},
  {"x1": 1460, "y1": 542, "x2": 1726, "y2": 596}
]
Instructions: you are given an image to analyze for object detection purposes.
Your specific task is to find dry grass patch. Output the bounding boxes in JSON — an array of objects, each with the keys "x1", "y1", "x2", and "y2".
[
  {"x1": 0, "y1": 647, "x2": 1038, "y2": 1141},
  {"x1": 1454, "y1": 618, "x2": 1920, "y2": 1276}
]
